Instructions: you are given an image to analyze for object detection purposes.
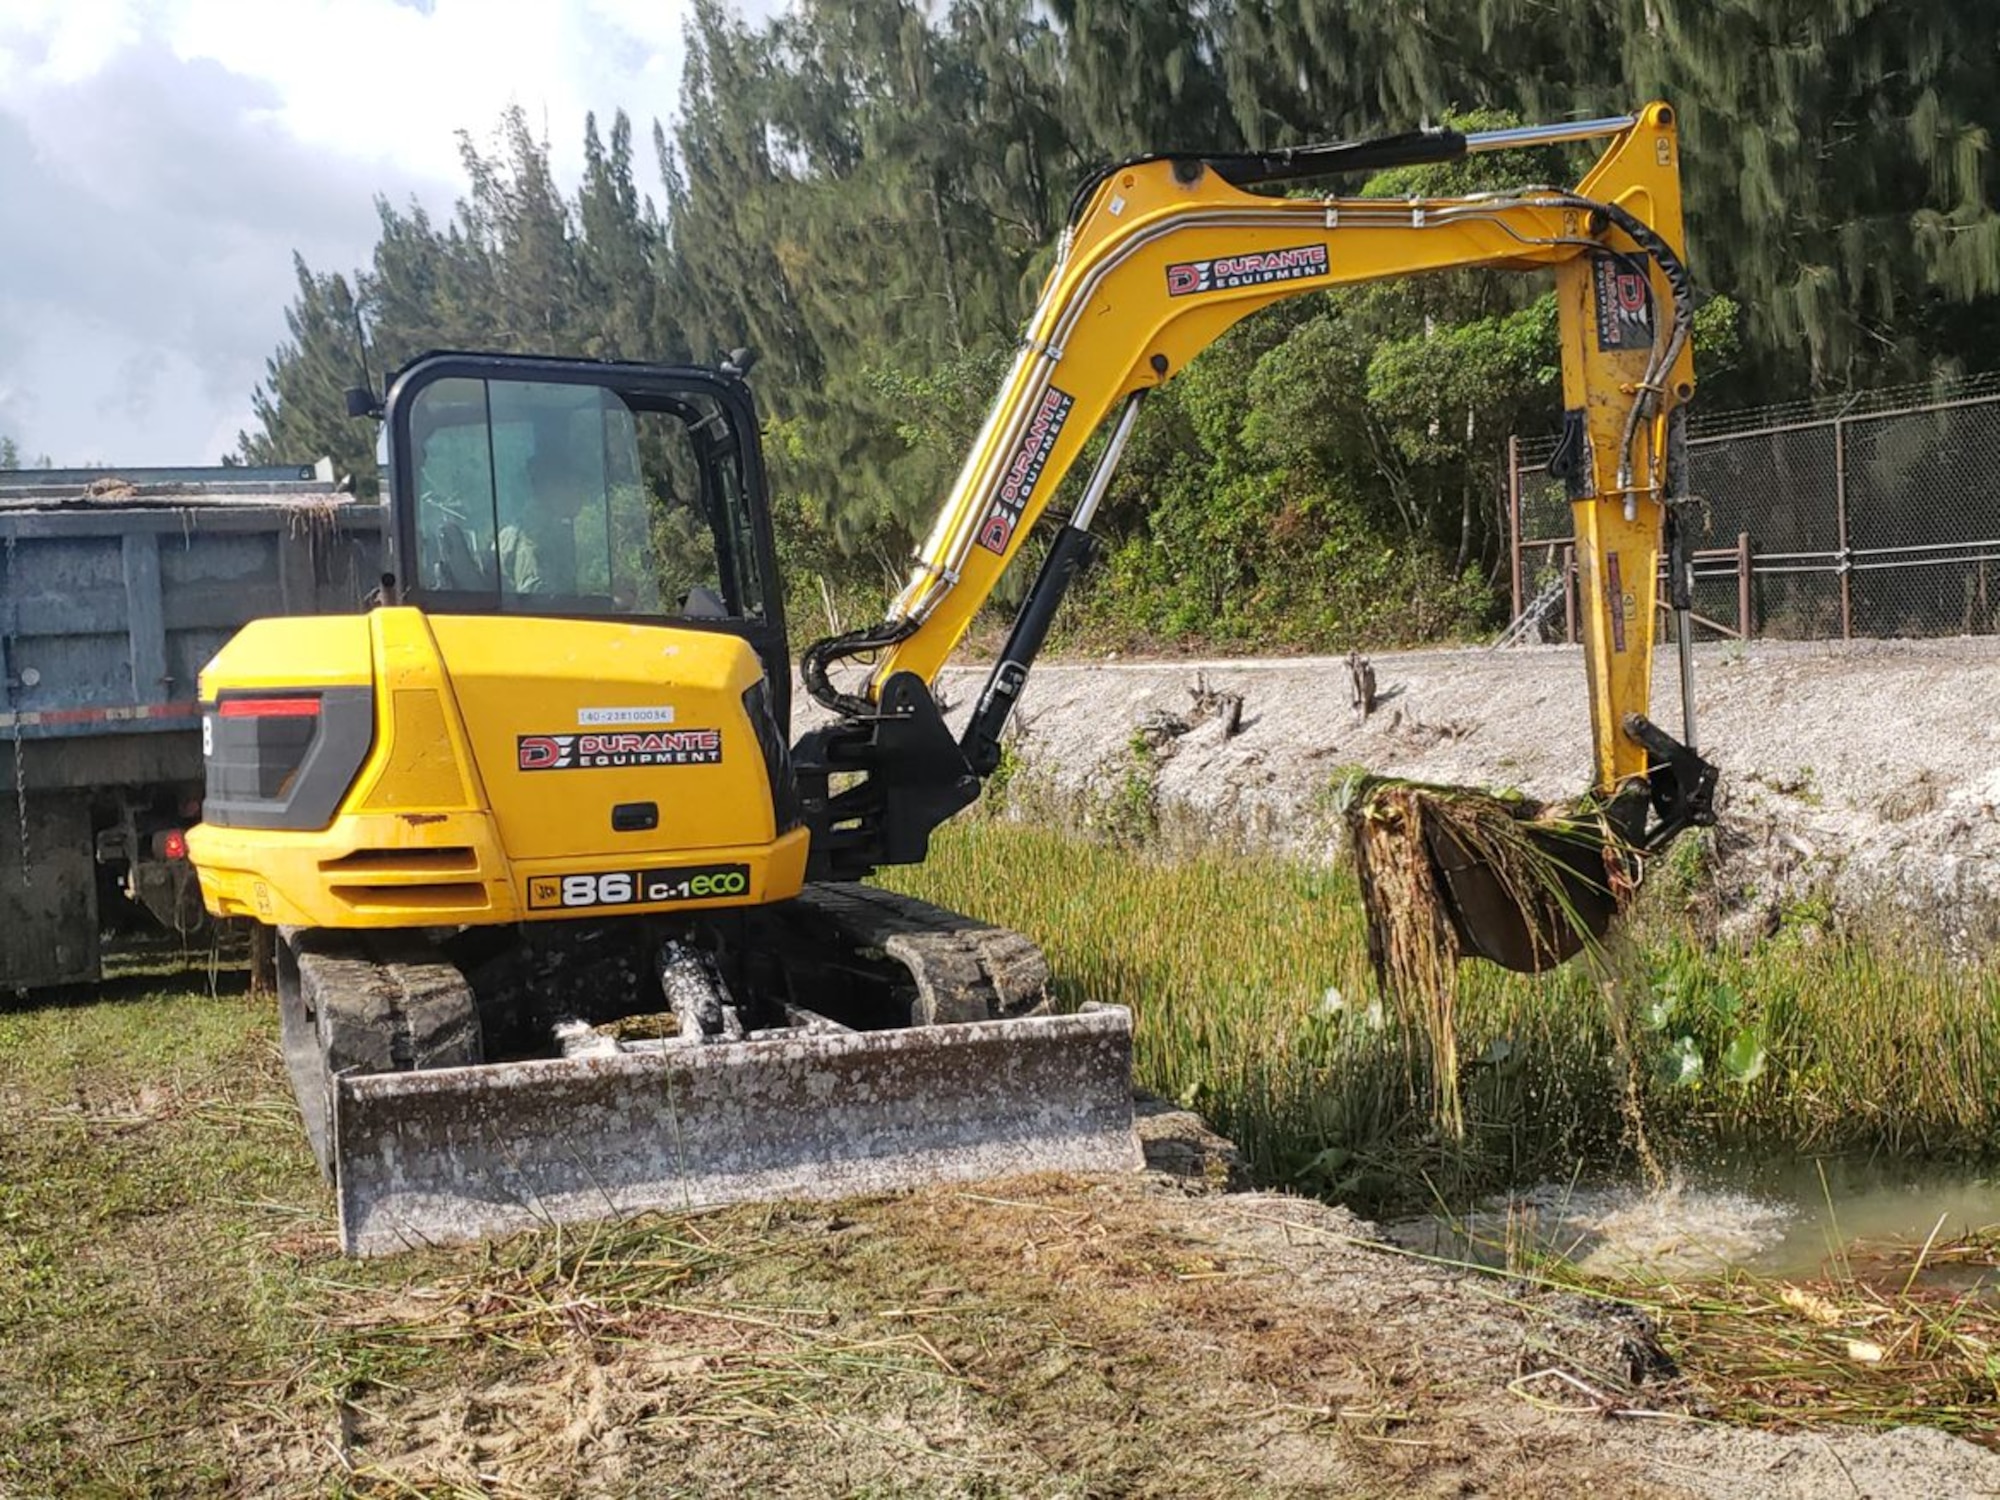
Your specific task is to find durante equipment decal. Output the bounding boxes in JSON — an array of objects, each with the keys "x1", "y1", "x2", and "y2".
[
  {"x1": 977, "y1": 386, "x2": 1075, "y2": 555},
  {"x1": 517, "y1": 729, "x2": 722, "y2": 770},
  {"x1": 1592, "y1": 255, "x2": 1655, "y2": 352},
  {"x1": 1166, "y1": 242, "x2": 1329, "y2": 297}
]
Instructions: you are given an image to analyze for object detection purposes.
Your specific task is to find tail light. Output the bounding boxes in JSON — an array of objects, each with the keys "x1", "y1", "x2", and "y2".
[
  {"x1": 217, "y1": 696, "x2": 323, "y2": 720},
  {"x1": 157, "y1": 829, "x2": 188, "y2": 861},
  {"x1": 202, "y1": 686, "x2": 375, "y2": 832}
]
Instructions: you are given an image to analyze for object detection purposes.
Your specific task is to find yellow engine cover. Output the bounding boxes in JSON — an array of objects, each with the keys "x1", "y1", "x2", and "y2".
[{"x1": 186, "y1": 607, "x2": 808, "y2": 928}]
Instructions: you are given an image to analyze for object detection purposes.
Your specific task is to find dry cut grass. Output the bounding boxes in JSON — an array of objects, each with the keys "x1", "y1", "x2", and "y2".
[
  {"x1": 1642, "y1": 1227, "x2": 2000, "y2": 1442},
  {"x1": 0, "y1": 974, "x2": 1675, "y2": 1497}
]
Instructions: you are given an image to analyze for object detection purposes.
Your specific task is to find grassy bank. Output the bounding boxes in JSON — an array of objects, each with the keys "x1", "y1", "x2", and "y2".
[
  {"x1": 881, "y1": 822, "x2": 2000, "y2": 1208},
  {"x1": 0, "y1": 977, "x2": 1791, "y2": 1497}
]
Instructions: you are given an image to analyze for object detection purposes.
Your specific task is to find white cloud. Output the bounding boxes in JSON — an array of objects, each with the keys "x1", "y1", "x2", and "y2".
[
  {"x1": 168, "y1": 0, "x2": 656, "y2": 185},
  {"x1": 0, "y1": 0, "x2": 150, "y2": 85},
  {"x1": 0, "y1": 0, "x2": 718, "y2": 466}
]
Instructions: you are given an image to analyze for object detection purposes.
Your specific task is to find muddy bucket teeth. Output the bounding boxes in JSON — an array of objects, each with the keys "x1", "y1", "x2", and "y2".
[{"x1": 332, "y1": 1007, "x2": 1142, "y2": 1256}]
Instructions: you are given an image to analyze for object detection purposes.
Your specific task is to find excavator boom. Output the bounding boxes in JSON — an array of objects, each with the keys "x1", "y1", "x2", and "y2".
[{"x1": 802, "y1": 102, "x2": 1716, "y2": 956}]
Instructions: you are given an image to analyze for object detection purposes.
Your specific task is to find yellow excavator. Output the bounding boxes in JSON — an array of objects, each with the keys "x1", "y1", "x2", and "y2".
[{"x1": 187, "y1": 102, "x2": 1715, "y2": 1255}]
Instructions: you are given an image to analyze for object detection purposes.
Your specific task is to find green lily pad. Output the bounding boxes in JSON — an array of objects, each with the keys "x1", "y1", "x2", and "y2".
[{"x1": 1654, "y1": 1034, "x2": 1704, "y2": 1088}]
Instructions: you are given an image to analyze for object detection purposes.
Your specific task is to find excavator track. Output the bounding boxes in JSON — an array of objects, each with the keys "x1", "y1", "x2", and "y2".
[
  {"x1": 279, "y1": 886, "x2": 1140, "y2": 1255},
  {"x1": 743, "y1": 883, "x2": 1053, "y2": 1027},
  {"x1": 277, "y1": 926, "x2": 482, "y2": 1179}
]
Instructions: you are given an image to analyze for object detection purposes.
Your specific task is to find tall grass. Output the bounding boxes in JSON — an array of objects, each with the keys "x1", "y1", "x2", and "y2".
[{"x1": 881, "y1": 822, "x2": 2000, "y2": 1210}]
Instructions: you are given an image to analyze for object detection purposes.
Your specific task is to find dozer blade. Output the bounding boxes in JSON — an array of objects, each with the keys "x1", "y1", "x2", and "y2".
[
  {"x1": 1423, "y1": 817, "x2": 1621, "y2": 974},
  {"x1": 331, "y1": 1007, "x2": 1141, "y2": 1256}
]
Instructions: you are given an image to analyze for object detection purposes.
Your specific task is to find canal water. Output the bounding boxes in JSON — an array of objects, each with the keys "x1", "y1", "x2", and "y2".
[{"x1": 1387, "y1": 1159, "x2": 2000, "y2": 1284}]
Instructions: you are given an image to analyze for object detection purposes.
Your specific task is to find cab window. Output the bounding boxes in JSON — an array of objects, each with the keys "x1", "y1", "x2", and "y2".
[{"x1": 406, "y1": 375, "x2": 767, "y2": 620}]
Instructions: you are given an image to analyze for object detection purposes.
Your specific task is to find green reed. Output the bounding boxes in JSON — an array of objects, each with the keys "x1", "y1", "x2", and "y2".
[{"x1": 882, "y1": 821, "x2": 2000, "y2": 1211}]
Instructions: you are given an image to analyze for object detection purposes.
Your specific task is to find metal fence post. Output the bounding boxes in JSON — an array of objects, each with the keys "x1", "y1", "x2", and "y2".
[
  {"x1": 1507, "y1": 435, "x2": 1524, "y2": 620},
  {"x1": 1833, "y1": 415, "x2": 1853, "y2": 639},
  {"x1": 1737, "y1": 532, "x2": 1754, "y2": 639}
]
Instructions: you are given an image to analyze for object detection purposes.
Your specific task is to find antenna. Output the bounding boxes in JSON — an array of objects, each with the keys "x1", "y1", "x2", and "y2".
[{"x1": 344, "y1": 300, "x2": 384, "y2": 420}]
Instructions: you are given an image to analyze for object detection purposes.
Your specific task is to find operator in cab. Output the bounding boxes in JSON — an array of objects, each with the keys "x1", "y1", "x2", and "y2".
[{"x1": 498, "y1": 449, "x2": 587, "y2": 596}]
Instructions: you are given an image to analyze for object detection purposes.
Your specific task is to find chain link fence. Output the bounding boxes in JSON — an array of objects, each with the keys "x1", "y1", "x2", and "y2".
[{"x1": 1506, "y1": 372, "x2": 2000, "y2": 642}]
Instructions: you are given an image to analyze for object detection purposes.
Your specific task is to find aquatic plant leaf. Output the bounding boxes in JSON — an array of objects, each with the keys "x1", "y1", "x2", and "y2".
[
  {"x1": 1720, "y1": 1028, "x2": 1767, "y2": 1083},
  {"x1": 1707, "y1": 982, "x2": 1743, "y2": 1024},
  {"x1": 1305, "y1": 1146, "x2": 1352, "y2": 1175},
  {"x1": 1654, "y1": 1034, "x2": 1704, "y2": 1088}
]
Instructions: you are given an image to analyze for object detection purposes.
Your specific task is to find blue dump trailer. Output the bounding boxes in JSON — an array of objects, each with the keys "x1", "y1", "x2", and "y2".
[{"x1": 0, "y1": 463, "x2": 381, "y2": 989}]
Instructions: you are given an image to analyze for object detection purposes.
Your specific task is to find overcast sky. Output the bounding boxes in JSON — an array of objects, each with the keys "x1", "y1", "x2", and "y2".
[{"x1": 0, "y1": 0, "x2": 719, "y2": 467}]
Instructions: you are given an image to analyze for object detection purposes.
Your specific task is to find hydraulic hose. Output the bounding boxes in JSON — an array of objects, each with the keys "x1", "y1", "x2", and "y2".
[
  {"x1": 801, "y1": 618, "x2": 918, "y2": 719},
  {"x1": 1560, "y1": 194, "x2": 1696, "y2": 497}
]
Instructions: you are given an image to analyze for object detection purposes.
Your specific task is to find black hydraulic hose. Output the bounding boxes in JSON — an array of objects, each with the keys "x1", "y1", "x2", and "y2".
[
  {"x1": 1201, "y1": 129, "x2": 1468, "y2": 189},
  {"x1": 800, "y1": 617, "x2": 918, "y2": 720},
  {"x1": 1062, "y1": 128, "x2": 1468, "y2": 233},
  {"x1": 1556, "y1": 193, "x2": 1696, "y2": 482}
]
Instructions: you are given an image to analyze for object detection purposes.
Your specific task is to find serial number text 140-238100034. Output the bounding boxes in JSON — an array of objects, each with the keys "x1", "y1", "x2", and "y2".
[{"x1": 527, "y1": 864, "x2": 751, "y2": 911}]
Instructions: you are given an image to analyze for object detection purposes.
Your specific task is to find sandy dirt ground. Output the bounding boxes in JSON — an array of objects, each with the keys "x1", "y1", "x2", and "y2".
[{"x1": 305, "y1": 1167, "x2": 2000, "y2": 1498}]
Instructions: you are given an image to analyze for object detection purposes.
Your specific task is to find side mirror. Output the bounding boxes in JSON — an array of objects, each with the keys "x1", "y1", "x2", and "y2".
[{"x1": 345, "y1": 385, "x2": 383, "y2": 419}]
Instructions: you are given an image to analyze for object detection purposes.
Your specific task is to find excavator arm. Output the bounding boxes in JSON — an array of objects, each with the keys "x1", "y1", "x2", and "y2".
[{"x1": 798, "y1": 102, "x2": 1717, "y2": 946}]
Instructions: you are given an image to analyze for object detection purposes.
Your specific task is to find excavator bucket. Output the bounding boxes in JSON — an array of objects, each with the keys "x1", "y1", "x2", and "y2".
[
  {"x1": 1349, "y1": 781, "x2": 1645, "y2": 978},
  {"x1": 332, "y1": 1008, "x2": 1141, "y2": 1256},
  {"x1": 1423, "y1": 817, "x2": 1621, "y2": 974}
]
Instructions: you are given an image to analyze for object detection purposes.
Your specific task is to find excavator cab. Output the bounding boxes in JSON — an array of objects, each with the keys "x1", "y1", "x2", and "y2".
[{"x1": 387, "y1": 355, "x2": 789, "y2": 691}]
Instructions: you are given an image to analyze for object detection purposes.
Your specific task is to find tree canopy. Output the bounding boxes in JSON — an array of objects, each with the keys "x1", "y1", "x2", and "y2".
[{"x1": 245, "y1": 0, "x2": 2000, "y2": 646}]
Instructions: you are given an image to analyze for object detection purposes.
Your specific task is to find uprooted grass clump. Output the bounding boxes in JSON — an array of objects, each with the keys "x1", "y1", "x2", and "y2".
[
  {"x1": 1516, "y1": 1225, "x2": 2000, "y2": 1446},
  {"x1": 1341, "y1": 777, "x2": 1634, "y2": 1144}
]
